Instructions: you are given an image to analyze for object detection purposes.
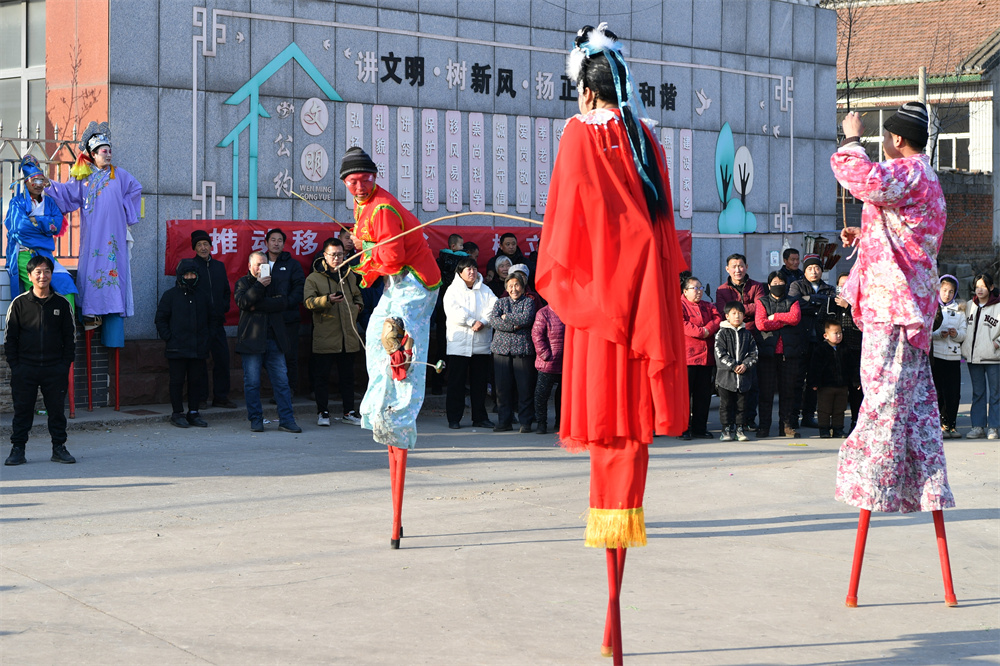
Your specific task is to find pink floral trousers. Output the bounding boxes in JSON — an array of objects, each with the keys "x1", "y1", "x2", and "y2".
[{"x1": 835, "y1": 323, "x2": 955, "y2": 513}]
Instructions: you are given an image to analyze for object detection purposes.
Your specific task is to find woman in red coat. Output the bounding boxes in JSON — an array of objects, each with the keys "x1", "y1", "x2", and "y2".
[{"x1": 682, "y1": 276, "x2": 722, "y2": 439}]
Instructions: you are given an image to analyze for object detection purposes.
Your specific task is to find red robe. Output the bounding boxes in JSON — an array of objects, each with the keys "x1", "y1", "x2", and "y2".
[
  {"x1": 536, "y1": 108, "x2": 688, "y2": 547},
  {"x1": 351, "y1": 185, "x2": 441, "y2": 290}
]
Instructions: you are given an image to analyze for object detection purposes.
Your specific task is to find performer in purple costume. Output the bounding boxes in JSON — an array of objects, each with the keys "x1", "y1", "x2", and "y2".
[{"x1": 45, "y1": 121, "x2": 142, "y2": 320}]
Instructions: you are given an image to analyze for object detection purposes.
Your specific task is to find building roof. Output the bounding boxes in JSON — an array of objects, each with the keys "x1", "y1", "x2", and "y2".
[{"x1": 832, "y1": 0, "x2": 1000, "y2": 82}]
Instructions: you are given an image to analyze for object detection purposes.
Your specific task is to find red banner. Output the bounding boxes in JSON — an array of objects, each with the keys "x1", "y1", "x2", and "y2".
[{"x1": 165, "y1": 219, "x2": 692, "y2": 325}]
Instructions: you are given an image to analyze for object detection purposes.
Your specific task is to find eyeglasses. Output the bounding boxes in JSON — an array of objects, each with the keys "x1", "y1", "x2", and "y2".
[
  {"x1": 324, "y1": 252, "x2": 345, "y2": 259},
  {"x1": 684, "y1": 286, "x2": 704, "y2": 292}
]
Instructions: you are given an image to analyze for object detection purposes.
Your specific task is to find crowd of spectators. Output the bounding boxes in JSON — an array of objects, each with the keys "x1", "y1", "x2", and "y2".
[
  {"x1": 124, "y1": 238, "x2": 1000, "y2": 444},
  {"x1": 10, "y1": 232, "x2": 995, "y2": 468},
  {"x1": 682, "y1": 249, "x2": 999, "y2": 443}
]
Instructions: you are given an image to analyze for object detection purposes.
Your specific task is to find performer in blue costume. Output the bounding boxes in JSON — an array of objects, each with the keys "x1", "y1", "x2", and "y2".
[{"x1": 4, "y1": 155, "x2": 78, "y2": 310}]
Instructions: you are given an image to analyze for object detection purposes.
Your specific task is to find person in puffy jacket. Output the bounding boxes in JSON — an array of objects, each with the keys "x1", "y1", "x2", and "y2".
[
  {"x1": 304, "y1": 238, "x2": 364, "y2": 427},
  {"x1": 755, "y1": 272, "x2": 804, "y2": 438},
  {"x1": 788, "y1": 254, "x2": 836, "y2": 429},
  {"x1": 961, "y1": 273, "x2": 1000, "y2": 439},
  {"x1": 489, "y1": 272, "x2": 536, "y2": 432},
  {"x1": 155, "y1": 258, "x2": 211, "y2": 429},
  {"x1": 532, "y1": 304, "x2": 565, "y2": 435},
  {"x1": 714, "y1": 301, "x2": 758, "y2": 442},
  {"x1": 931, "y1": 275, "x2": 966, "y2": 438},
  {"x1": 190, "y1": 229, "x2": 234, "y2": 408},
  {"x1": 443, "y1": 257, "x2": 497, "y2": 429},
  {"x1": 681, "y1": 276, "x2": 721, "y2": 439}
]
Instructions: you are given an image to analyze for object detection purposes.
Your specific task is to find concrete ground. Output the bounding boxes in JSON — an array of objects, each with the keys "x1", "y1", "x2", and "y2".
[{"x1": 1, "y1": 382, "x2": 998, "y2": 665}]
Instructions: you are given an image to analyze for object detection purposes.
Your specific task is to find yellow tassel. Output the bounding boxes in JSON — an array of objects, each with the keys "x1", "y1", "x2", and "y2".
[
  {"x1": 70, "y1": 155, "x2": 92, "y2": 180},
  {"x1": 584, "y1": 507, "x2": 647, "y2": 549}
]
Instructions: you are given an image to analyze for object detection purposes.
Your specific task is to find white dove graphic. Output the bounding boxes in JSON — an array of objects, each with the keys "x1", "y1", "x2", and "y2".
[{"x1": 695, "y1": 88, "x2": 712, "y2": 116}]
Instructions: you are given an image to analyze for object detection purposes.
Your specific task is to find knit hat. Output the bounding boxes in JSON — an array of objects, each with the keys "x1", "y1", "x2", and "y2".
[
  {"x1": 191, "y1": 229, "x2": 211, "y2": 250},
  {"x1": 339, "y1": 146, "x2": 378, "y2": 180},
  {"x1": 883, "y1": 101, "x2": 929, "y2": 147},
  {"x1": 802, "y1": 254, "x2": 822, "y2": 270},
  {"x1": 508, "y1": 263, "x2": 530, "y2": 278}
]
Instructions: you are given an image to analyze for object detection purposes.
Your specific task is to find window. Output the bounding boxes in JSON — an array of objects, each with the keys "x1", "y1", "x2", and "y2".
[
  {"x1": 0, "y1": 0, "x2": 45, "y2": 138},
  {"x1": 933, "y1": 104, "x2": 971, "y2": 171}
]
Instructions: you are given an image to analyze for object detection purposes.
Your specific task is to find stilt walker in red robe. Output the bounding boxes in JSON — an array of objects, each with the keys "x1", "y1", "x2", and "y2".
[{"x1": 536, "y1": 24, "x2": 689, "y2": 663}]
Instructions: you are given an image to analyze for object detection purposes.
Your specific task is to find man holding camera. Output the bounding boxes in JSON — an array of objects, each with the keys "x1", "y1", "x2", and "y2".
[{"x1": 234, "y1": 251, "x2": 301, "y2": 433}]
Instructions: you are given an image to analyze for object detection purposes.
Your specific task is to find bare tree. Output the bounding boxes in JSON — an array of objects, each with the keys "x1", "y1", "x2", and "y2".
[{"x1": 56, "y1": 39, "x2": 101, "y2": 141}]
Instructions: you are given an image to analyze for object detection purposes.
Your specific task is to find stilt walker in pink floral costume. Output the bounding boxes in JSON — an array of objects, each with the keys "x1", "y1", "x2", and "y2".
[{"x1": 831, "y1": 103, "x2": 957, "y2": 607}]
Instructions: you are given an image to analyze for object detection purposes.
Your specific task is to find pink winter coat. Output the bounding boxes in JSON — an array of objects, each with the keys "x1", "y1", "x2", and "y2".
[
  {"x1": 682, "y1": 296, "x2": 722, "y2": 366},
  {"x1": 532, "y1": 305, "x2": 565, "y2": 373}
]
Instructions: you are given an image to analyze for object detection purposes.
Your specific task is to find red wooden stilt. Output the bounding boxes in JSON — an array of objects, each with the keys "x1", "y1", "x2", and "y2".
[
  {"x1": 932, "y1": 510, "x2": 958, "y2": 606},
  {"x1": 602, "y1": 547, "x2": 627, "y2": 657},
  {"x1": 846, "y1": 509, "x2": 871, "y2": 607},
  {"x1": 67, "y1": 362, "x2": 75, "y2": 419},
  {"x1": 392, "y1": 447, "x2": 407, "y2": 545},
  {"x1": 85, "y1": 329, "x2": 93, "y2": 411},
  {"x1": 114, "y1": 347, "x2": 120, "y2": 411},
  {"x1": 604, "y1": 548, "x2": 624, "y2": 666}
]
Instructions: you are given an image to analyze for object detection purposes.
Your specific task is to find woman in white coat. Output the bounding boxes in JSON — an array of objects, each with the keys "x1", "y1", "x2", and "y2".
[
  {"x1": 961, "y1": 273, "x2": 1000, "y2": 439},
  {"x1": 444, "y1": 257, "x2": 498, "y2": 429},
  {"x1": 930, "y1": 275, "x2": 966, "y2": 438}
]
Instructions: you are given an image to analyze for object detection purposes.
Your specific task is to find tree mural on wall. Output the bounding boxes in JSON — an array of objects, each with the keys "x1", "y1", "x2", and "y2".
[{"x1": 715, "y1": 122, "x2": 756, "y2": 233}]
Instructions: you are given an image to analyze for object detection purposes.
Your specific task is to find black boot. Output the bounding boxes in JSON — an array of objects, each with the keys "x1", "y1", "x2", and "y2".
[
  {"x1": 536, "y1": 422, "x2": 547, "y2": 435},
  {"x1": 5, "y1": 446, "x2": 26, "y2": 466},
  {"x1": 51, "y1": 444, "x2": 76, "y2": 464}
]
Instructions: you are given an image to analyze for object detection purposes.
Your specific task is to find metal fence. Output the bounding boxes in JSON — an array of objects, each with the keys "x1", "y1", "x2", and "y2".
[{"x1": 0, "y1": 121, "x2": 82, "y2": 266}]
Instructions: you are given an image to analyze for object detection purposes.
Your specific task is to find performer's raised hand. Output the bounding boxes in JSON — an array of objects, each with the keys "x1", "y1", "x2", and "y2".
[
  {"x1": 842, "y1": 111, "x2": 864, "y2": 138},
  {"x1": 841, "y1": 226, "x2": 862, "y2": 247}
]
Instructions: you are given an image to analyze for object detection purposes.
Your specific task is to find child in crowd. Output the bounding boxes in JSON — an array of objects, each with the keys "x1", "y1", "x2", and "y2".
[
  {"x1": 826, "y1": 273, "x2": 864, "y2": 431},
  {"x1": 532, "y1": 304, "x2": 565, "y2": 435},
  {"x1": 490, "y1": 273, "x2": 537, "y2": 432},
  {"x1": 154, "y1": 258, "x2": 211, "y2": 429},
  {"x1": 931, "y1": 275, "x2": 966, "y2": 438},
  {"x1": 808, "y1": 320, "x2": 850, "y2": 438},
  {"x1": 714, "y1": 301, "x2": 758, "y2": 441}
]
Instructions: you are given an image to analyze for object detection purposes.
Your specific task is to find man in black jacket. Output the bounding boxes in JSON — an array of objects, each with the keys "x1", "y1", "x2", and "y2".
[
  {"x1": 235, "y1": 251, "x2": 301, "y2": 433},
  {"x1": 264, "y1": 228, "x2": 305, "y2": 395},
  {"x1": 190, "y1": 229, "x2": 235, "y2": 408},
  {"x1": 788, "y1": 254, "x2": 836, "y2": 429},
  {"x1": 155, "y1": 258, "x2": 211, "y2": 428},
  {"x1": 4, "y1": 256, "x2": 76, "y2": 465}
]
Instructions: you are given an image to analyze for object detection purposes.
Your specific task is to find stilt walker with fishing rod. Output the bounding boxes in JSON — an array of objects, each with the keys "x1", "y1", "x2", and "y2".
[
  {"x1": 535, "y1": 24, "x2": 689, "y2": 664},
  {"x1": 831, "y1": 104, "x2": 957, "y2": 607},
  {"x1": 339, "y1": 148, "x2": 442, "y2": 550}
]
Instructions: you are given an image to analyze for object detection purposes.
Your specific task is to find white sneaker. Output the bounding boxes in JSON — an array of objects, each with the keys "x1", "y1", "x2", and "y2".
[
  {"x1": 317, "y1": 412, "x2": 331, "y2": 427},
  {"x1": 720, "y1": 428, "x2": 733, "y2": 442},
  {"x1": 966, "y1": 427, "x2": 985, "y2": 439},
  {"x1": 988, "y1": 428, "x2": 999, "y2": 440},
  {"x1": 342, "y1": 411, "x2": 362, "y2": 426}
]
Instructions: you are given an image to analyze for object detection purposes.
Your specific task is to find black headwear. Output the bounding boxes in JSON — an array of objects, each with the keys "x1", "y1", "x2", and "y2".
[
  {"x1": 191, "y1": 229, "x2": 211, "y2": 250},
  {"x1": 339, "y1": 147, "x2": 378, "y2": 180},
  {"x1": 883, "y1": 101, "x2": 929, "y2": 147}
]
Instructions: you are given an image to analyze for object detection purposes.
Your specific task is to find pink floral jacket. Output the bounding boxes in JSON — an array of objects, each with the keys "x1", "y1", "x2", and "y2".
[{"x1": 830, "y1": 146, "x2": 946, "y2": 352}]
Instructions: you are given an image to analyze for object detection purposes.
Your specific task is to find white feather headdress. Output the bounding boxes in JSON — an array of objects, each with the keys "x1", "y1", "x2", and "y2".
[{"x1": 566, "y1": 22, "x2": 619, "y2": 83}]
